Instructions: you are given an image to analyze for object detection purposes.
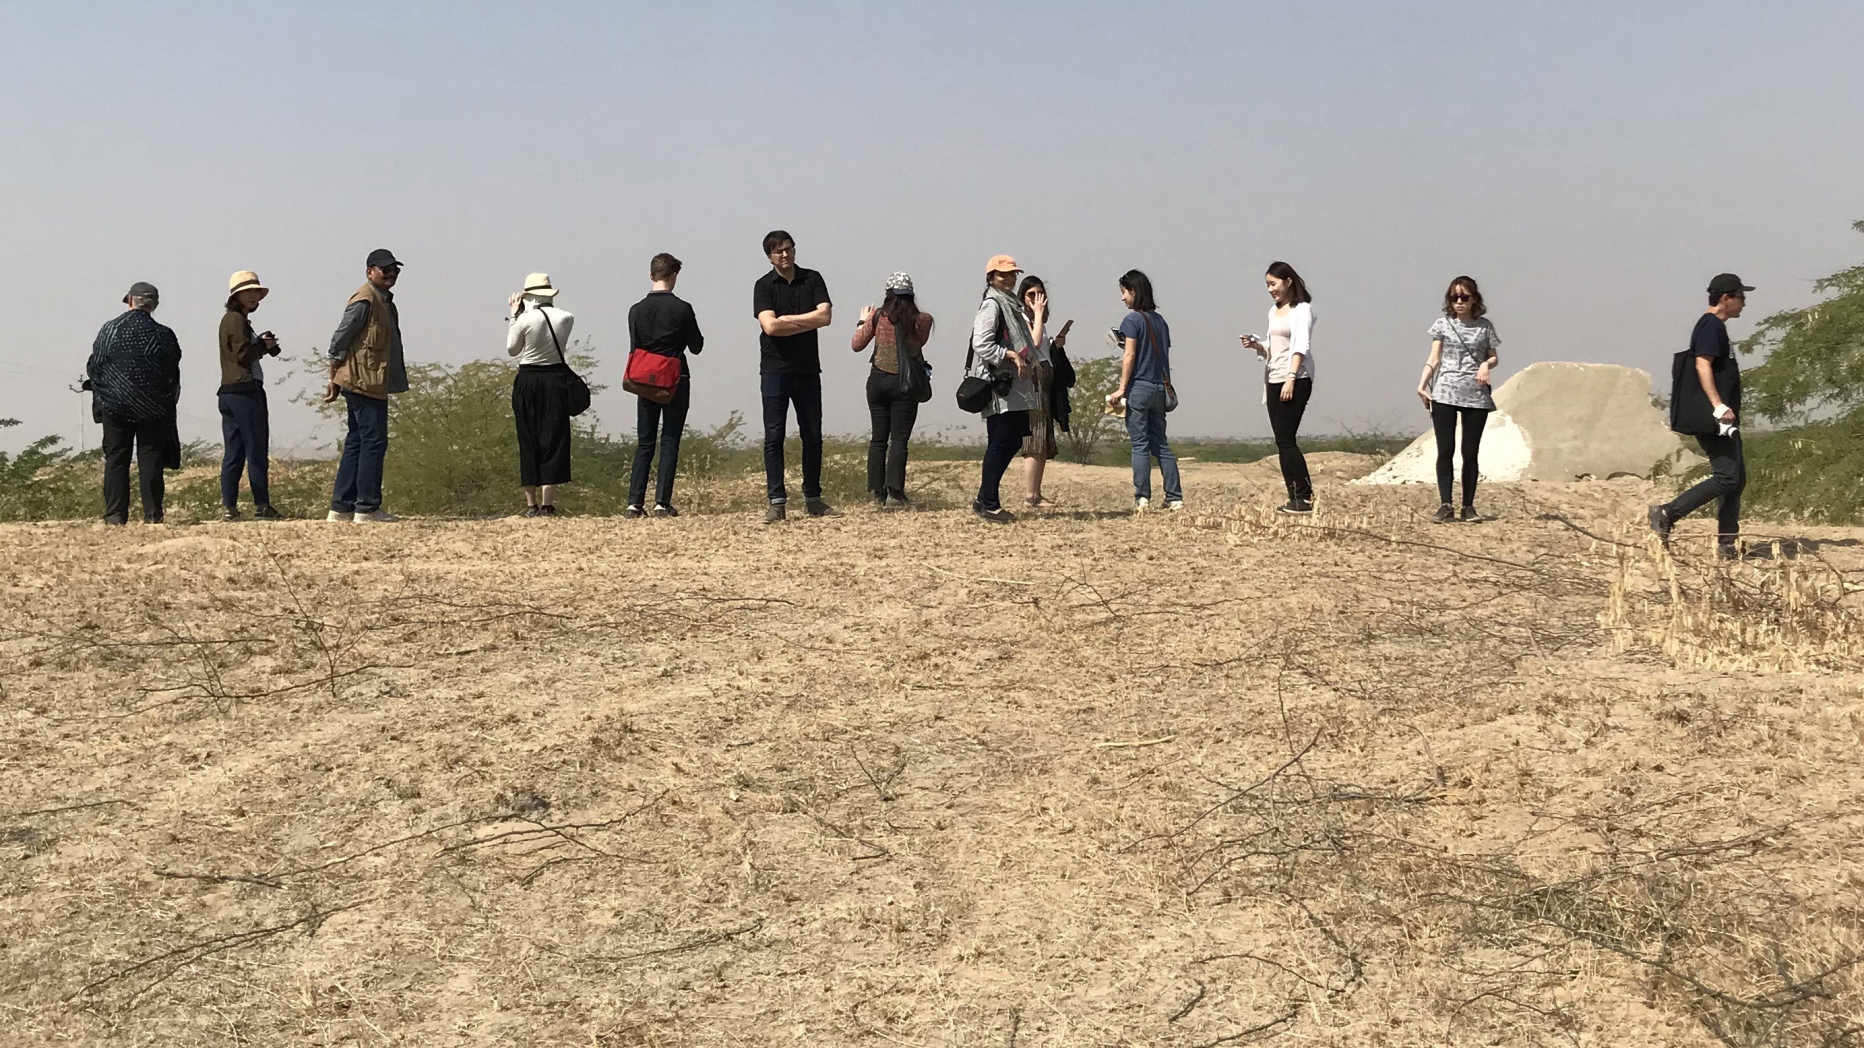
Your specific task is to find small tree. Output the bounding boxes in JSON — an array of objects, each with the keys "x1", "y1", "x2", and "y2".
[
  {"x1": 1063, "y1": 355, "x2": 1124, "y2": 465},
  {"x1": 1740, "y1": 219, "x2": 1864, "y2": 422}
]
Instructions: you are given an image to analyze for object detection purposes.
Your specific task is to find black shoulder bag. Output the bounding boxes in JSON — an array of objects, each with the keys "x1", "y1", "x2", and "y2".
[
  {"x1": 955, "y1": 298, "x2": 1012, "y2": 414},
  {"x1": 536, "y1": 306, "x2": 591, "y2": 416},
  {"x1": 890, "y1": 312, "x2": 933, "y2": 404}
]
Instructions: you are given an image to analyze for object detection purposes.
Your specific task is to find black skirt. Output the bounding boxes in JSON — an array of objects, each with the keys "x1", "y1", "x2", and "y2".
[{"x1": 513, "y1": 364, "x2": 574, "y2": 486}]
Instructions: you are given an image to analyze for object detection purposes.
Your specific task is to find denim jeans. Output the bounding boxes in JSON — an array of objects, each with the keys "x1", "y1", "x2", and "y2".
[
  {"x1": 218, "y1": 388, "x2": 270, "y2": 508},
  {"x1": 1125, "y1": 380, "x2": 1182, "y2": 502},
  {"x1": 761, "y1": 372, "x2": 823, "y2": 504},
  {"x1": 331, "y1": 390, "x2": 389, "y2": 514},
  {"x1": 975, "y1": 410, "x2": 1030, "y2": 512},
  {"x1": 866, "y1": 366, "x2": 918, "y2": 498},
  {"x1": 630, "y1": 372, "x2": 691, "y2": 508},
  {"x1": 1662, "y1": 432, "x2": 1745, "y2": 542}
]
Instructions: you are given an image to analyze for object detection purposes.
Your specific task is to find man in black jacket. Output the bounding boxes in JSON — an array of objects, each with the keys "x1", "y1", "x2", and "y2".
[
  {"x1": 87, "y1": 282, "x2": 182, "y2": 524},
  {"x1": 1650, "y1": 273, "x2": 1751, "y2": 555}
]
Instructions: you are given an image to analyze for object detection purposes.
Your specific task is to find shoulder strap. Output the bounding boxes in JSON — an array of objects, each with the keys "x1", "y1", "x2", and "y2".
[
  {"x1": 536, "y1": 305, "x2": 567, "y2": 366},
  {"x1": 1440, "y1": 315, "x2": 1473, "y2": 354}
]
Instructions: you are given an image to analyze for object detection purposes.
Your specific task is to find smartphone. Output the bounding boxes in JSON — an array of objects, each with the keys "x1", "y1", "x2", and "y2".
[{"x1": 1055, "y1": 319, "x2": 1074, "y2": 340}]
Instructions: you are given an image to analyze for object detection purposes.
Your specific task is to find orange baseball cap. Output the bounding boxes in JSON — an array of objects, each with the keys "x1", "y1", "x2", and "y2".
[{"x1": 985, "y1": 254, "x2": 1021, "y2": 275}]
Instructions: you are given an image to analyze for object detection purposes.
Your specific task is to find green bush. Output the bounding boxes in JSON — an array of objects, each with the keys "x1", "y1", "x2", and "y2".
[
  {"x1": 0, "y1": 420, "x2": 94, "y2": 522},
  {"x1": 1710, "y1": 412, "x2": 1864, "y2": 524}
]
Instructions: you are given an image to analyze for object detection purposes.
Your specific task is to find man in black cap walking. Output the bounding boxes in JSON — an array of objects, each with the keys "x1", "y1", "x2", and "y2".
[
  {"x1": 324, "y1": 249, "x2": 410, "y2": 522},
  {"x1": 1650, "y1": 273, "x2": 1752, "y2": 556},
  {"x1": 86, "y1": 281, "x2": 182, "y2": 524}
]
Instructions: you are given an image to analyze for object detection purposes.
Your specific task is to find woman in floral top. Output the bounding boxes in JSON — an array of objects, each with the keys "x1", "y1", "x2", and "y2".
[
  {"x1": 1416, "y1": 275, "x2": 1501, "y2": 523},
  {"x1": 851, "y1": 272, "x2": 936, "y2": 508}
]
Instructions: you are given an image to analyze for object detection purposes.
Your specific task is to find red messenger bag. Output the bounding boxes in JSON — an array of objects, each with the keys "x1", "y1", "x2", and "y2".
[{"x1": 623, "y1": 347, "x2": 682, "y2": 404}]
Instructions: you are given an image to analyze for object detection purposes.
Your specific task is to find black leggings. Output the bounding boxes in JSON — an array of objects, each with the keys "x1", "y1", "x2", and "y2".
[
  {"x1": 1264, "y1": 378, "x2": 1313, "y2": 502},
  {"x1": 1431, "y1": 402, "x2": 1490, "y2": 508}
]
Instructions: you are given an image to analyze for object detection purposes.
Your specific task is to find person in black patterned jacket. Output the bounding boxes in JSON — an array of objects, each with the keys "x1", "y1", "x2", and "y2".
[{"x1": 86, "y1": 281, "x2": 181, "y2": 525}]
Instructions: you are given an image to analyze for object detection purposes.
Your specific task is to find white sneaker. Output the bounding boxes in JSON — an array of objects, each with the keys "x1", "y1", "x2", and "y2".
[
  {"x1": 1166, "y1": 499, "x2": 1184, "y2": 512},
  {"x1": 326, "y1": 510, "x2": 354, "y2": 523},
  {"x1": 1135, "y1": 497, "x2": 1150, "y2": 512},
  {"x1": 353, "y1": 509, "x2": 400, "y2": 523}
]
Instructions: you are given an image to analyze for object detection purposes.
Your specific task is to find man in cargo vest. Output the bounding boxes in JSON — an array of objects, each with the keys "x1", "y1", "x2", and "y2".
[{"x1": 325, "y1": 248, "x2": 410, "y2": 522}]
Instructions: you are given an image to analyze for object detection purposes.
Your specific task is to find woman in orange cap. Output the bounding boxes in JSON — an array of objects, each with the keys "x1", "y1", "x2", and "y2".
[{"x1": 968, "y1": 255, "x2": 1039, "y2": 523}]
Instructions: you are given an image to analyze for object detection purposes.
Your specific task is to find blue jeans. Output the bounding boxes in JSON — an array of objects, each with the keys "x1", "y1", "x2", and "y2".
[
  {"x1": 631, "y1": 372, "x2": 691, "y2": 508},
  {"x1": 761, "y1": 372, "x2": 823, "y2": 503},
  {"x1": 975, "y1": 410, "x2": 1030, "y2": 512},
  {"x1": 331, "y1": 390, "x2": 389, "y2": 514},
  {"x1": 218, "y1": 388, "x2": 270, "y2": 508},
  {"x1": 1125, "y1": 380, "x2": 1182, "y2": 502}
]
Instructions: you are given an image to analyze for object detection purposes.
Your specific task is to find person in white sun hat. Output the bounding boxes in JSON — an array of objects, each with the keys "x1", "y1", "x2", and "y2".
[
  {"x1": 851, "y1": 271, "x2": 935, "y2": 508},
  {"x1": 216, "y1": 270, "x2": 281, "y2": 520},
  {"x1": 506, "y1": 272, "x2": 578, "y2": 517}
]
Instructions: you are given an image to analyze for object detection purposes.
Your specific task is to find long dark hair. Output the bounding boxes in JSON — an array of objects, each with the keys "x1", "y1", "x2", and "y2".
[
  {"x1": 884, "y1": 291, "x2": 921, "y2": 349},
  {"x1": 1017, "y1": 274, "x2": 1047, "y2": 315},
  {"x1": 1118, "y1": 269, "x2": 1157, "y2": 312},
  {"x1": 1266, "y1": 261, "x2": 1312, "y2": 305},
  {"x1": 1442, "y1": 275, "x2": 1487, "y2": 318}
]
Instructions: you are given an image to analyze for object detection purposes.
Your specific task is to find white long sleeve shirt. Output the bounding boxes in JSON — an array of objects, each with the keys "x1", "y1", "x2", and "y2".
[
  {"x1": 1264, "y1": 302, "x2": 1314, "y2": 383},
  {"x1": 506, "y1": 299, "x2": 575, "y2": 366}
]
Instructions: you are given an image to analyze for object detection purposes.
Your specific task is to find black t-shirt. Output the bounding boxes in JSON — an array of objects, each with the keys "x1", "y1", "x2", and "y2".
[
  {"x1": 628, "y1": 291, "x2": 704, "y2": 359},
  {"x1": 1688, "y1": 312, "x2": 1741, "y2": 414},
  {"x1": 753, "y1": 266, "x2": 831, "y2": 375}
]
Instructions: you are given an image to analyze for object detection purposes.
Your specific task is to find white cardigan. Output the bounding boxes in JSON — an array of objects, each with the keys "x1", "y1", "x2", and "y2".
[{"x1": 1264, "y1": 301, "x2": 1314, "y2": 383}]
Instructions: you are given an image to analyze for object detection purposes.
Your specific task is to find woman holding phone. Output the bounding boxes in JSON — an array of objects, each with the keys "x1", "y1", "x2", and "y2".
[
  {"x1": 1107, "y1": 269, "x2": 1182, "y2": 511},
  {"x1": 1416, "y1": 275, "x2": 1500, "y2": 523},
  {"x1": 1017, "y1": 274, "x2": 1069, "y2": 508},
  {"x1": 1239, "y1": 261, "x2": 1315, "y2": 514}
]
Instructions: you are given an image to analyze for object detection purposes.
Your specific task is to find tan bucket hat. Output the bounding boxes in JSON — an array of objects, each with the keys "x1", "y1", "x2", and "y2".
[
  {"x1": 523, "y1": 272, "x2": 558, "y2": 298},
  {"x1": 227, "y1": 271, "x2": 269, "y2": 300}
]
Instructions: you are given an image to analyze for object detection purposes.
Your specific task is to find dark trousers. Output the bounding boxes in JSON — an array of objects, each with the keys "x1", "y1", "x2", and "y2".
[
  {"x1": 866, "y1": 366, "x2": 918, "y2": 498},
  {"x1": 101, "y1": 413, "x2": 167, "y2": 523},
  {"x1": 630, "y1": 373, "x2": 691, "y2": 508},
  {"x1": 761, "y1": 372, "x2": 823, "y2": 503},
  {"x1": 1431, "y1": 401, "x2": 1490, "y2": 508},
  {"x1": 976, "y1": 410, "x2": 1030, "y2": 512},
  {"x1": 1662, "y1": 432, "x2": 1745, "y2": 542},
  {"x1": 331, "y1": 390, "x2": 389, "y2": 514},
  {"x1": 1265, "y1": 378, "x2": 1314, "y2": 501},
  {"x1": 218, "y1": 388, "x2": 270, "y2": 508},
  {"x1": 512, "y1": 365, "x2": 575, "y2": 488}
]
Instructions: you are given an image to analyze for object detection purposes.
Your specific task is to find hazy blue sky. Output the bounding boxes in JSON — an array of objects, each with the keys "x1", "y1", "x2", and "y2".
[{"x1": 4, "y1": 0, "x2": 1862, "y2": 454}]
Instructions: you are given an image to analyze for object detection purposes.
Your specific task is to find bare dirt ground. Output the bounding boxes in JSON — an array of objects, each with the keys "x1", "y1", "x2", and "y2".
[{"x1": 4, "y1": 457, "x2": 1862, "y2": 1047}]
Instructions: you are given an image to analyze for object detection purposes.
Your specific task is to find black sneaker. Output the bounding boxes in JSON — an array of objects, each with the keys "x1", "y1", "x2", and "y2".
[
  {"x1": 540, "y1": 505, "x2": 558, "y2": 517},
  {"x1": 1459, "y1": 505, "x2": 1484, "y2": 523},
  {"x1": 652, "y1": 504, "x2": 679, "y2": 518},
  {"x1": 252, "y1": 504, "x2": 283, "y2": 520},
  {"x1": 623, "y1": 505, "x2": 645, "y2": 519},
  {"x1": 1431, "y1": 503, "x2": 1455, "y2": 524},
  {"x1": 1647, "y1": 505, "x2": 1672, "y2": 542},
  {"x1": 804, "y1": 498, "x2": 839, "y2": 517},
  {"x1": 764, "y1": 502, "x2": 786, "y2": 525},
  {"x1": 1276, "y1": 499, "x2": 1313, "y2": 516},
  {"x1": 884, "y1": 494, "x2": 909, "y2": 510},
  {"x1": 523, "y1": 505, "x2": 543, "y2": 518},
  {"x1": 102, "y1": 514, "x2": 127, "y2": 527},
  {"x1": 221, "y1": 506, "x2": 242, "y2": 522},
  {"x1": 973, "y1": 502, "x2": 1015, "y2": 524}
]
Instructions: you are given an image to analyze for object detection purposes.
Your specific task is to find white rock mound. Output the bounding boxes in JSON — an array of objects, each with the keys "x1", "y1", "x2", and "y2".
[{"x1": 1358, "y1": 362, "x2": 1697, "y2": 486}]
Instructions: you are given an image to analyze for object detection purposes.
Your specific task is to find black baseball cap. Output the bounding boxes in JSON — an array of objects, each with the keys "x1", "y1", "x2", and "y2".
[
  {"x1": 366, "y1": 248, "x2": 403, "y2": 270},
  {"x1": 1707, "y1": 273, "x2": 1754, "y2": 297},
  {"x1": 122, "y1": 281, "x2": 158, "y2": 305}
]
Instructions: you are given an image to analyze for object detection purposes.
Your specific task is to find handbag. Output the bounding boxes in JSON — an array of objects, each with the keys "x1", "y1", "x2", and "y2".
[
  {"x1": 955, "y1": 299, "x2": 1013, "y2": 414},
  {"x1": 888, "y1": 313, "x2": 933, "y2": 404},
  {"x1": 623, "y1": 348, "x2": 682, "y2": 405},
  {"x1": 1143, "y1": 311, "x2": 1178, "y2": 412},
  {"x1": 535, "y1": 306, "x2": 592, "y2": 416}
]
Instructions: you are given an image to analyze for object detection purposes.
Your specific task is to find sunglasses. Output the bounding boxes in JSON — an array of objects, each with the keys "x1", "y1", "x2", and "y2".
[
  {"x1": 379, "y1": 266, "x2": 401, "y2": 276},
  {"x1": 1449, "y1": 293, "x2": 1472, "y2": 303}
]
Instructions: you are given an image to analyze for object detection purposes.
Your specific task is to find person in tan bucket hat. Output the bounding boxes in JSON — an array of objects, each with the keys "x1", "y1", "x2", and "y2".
[{"x1": 217, "y1": 270, "x2": 281, "y2": 520}]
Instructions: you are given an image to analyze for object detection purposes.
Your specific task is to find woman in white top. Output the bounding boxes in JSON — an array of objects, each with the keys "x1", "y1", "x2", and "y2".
[
  {"x1": 1239, "y1": 261, "x2": 1316, "y2": 514},
  {"x1": 505, "y1": 273, "x2": 577, "y2": 517},
  {"x1": 1416, "y1": 275, "x2": 1501, "y2": 523}
]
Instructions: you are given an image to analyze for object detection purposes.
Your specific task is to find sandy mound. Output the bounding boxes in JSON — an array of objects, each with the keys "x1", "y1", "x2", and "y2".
[{"x1": 1360, "y1": 362, "x2": 1698, "y2": 485}]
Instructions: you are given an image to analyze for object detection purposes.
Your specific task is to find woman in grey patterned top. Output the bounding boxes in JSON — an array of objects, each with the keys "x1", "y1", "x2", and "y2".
[{"x1": 1415, "y1": 275, "x2": 1501, "y2": 523}]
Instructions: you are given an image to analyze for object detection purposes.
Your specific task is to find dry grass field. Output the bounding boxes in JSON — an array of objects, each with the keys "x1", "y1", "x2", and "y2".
[{"x1": 4, "y1": 456, "x2": 1862, "y2": 1047}]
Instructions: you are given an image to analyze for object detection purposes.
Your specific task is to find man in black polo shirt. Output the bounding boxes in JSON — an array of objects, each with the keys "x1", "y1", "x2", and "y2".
[
  {"x1": 1650, "y1": 273, "x2": 1751, "y2": 556},
  {"x1": 753, "y1": 229, "x2": 834, "y2": 523}
]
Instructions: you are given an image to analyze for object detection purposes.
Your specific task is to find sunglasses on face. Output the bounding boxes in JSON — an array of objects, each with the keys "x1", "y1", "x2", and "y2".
[
  {"x1": 1450, "y1": 294, "x2": 1472, "y2": 303},
  {"x1": 379, "y1": 266, "x2": 401, "y2": 276}
]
